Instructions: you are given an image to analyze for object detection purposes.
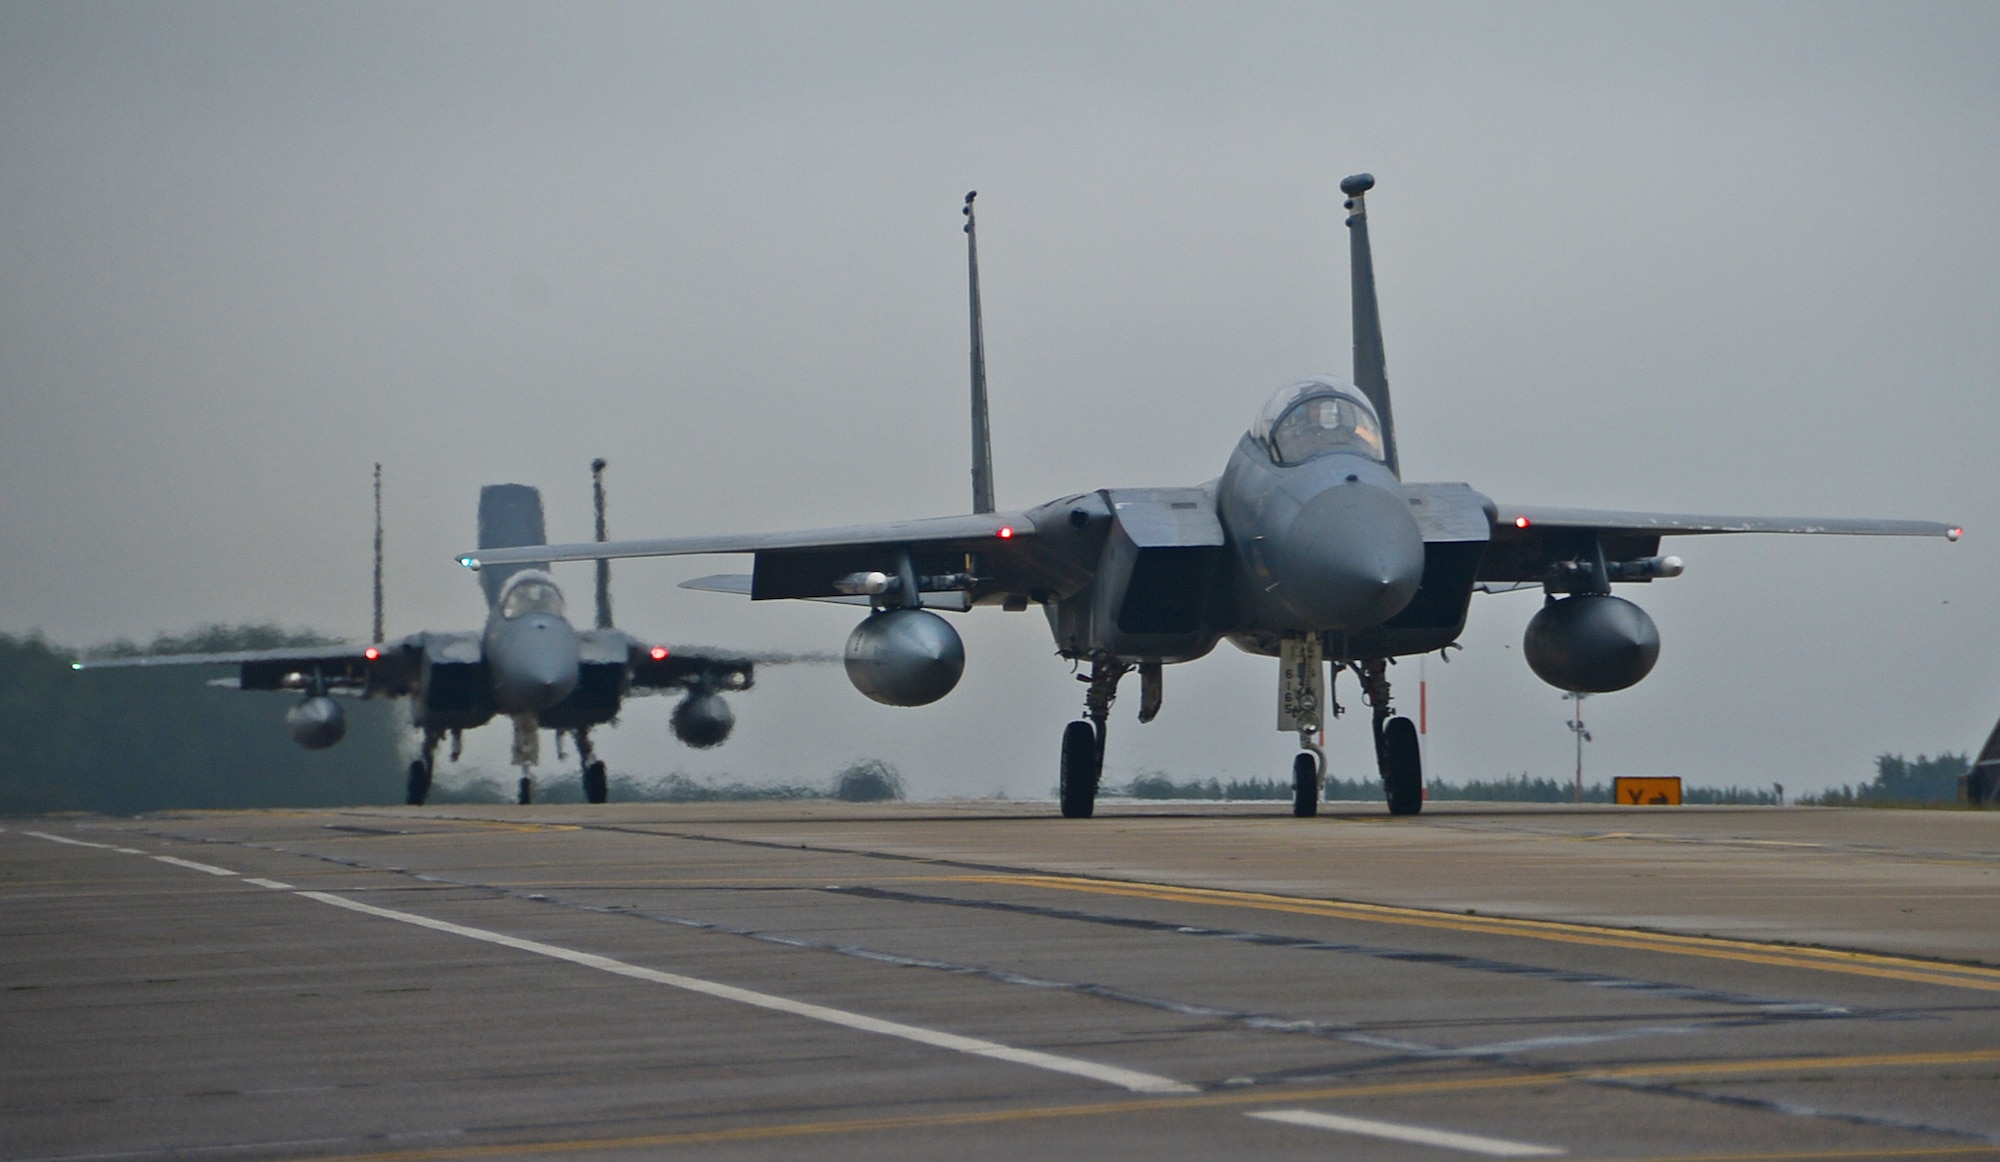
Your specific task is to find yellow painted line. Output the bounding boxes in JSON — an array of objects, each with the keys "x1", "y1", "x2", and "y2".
[
  {"x1": 1578, "y1": 1150, "x2": 2000, "y2": 1162},
  {"x1": 290, "y1": 1049, "x2": 2000, "y2": 1161},
  {"x1": 947, "y1": 874, "x2": 2000, "y2": 992}
]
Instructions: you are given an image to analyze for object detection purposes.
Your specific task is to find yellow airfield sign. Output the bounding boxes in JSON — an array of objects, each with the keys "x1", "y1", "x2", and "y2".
[{"x1": 1614, "y1": 776, "x2": 1682, "y2": 806}]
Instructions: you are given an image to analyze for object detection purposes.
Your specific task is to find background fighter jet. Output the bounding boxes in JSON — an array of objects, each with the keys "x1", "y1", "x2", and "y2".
[
  {"x1": 463, "y1": 181, "x2": 1960, "y2": 819},
  {"x1": 81, "y1": 463, "x2": 797, "y2": 806}
]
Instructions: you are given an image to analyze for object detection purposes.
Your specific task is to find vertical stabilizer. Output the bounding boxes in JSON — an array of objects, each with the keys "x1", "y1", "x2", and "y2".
[
  {"x1": 1342, "y1": 173, "x2": 1400, "y2": 477},
  {"x1": 964, "y1": 191, "x2": 996, "y2": 514},
  {"x1": 1972, "y1": 714, "x2": 2000, "y2": 804},
  {"x1": 477, "y1": 484, "x2": 548, "y2": 608},
  {"x1": 372, "y1": 463, "x2": 385, "y2": 643},
  {"x1": 591, "y1": 458, "x2": 613, "y2": 630}
]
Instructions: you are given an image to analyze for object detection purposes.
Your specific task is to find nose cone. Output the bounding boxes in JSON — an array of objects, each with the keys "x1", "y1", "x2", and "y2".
[
  {"x1": 490, "y1": 615, "x2": 580, "y2": 712},
  {"x1": 1278, "y1": 483, "x2": 1426, "y2": 630}
]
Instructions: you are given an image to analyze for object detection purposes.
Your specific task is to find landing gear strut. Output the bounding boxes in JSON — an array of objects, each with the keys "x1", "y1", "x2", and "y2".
[
  {"x1": 407, "y1": 728, "x2": 441, "y2": 806},
  {"x1": 1279, "y1": 636, "x2": 1327, "y2": 818},
  {"x1": 510, "y1": 714, "x2": 538, "y2": 806},
  {"x1": 575, "y1": 728, "x2": 608, "y2": 804},
  {"x1": 1356, "y1": 658, "x2": 1422, "y2": 816},
  {"x1": 1060, "y1": 658, "x2": 1128, "y2": 818}
]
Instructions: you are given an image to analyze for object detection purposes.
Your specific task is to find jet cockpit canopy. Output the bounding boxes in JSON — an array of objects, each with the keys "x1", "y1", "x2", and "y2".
[
  {"x1": 497, "y1": 571, "x2": 567, "y2": 621},
  {"x1": 1250, "y1": 377, "x2": 1385, "y2": 466}
]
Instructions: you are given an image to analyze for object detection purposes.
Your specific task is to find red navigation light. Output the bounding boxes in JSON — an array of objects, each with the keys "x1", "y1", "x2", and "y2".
[
  {"x1": 364, "y1": 646, "x2": 379, "y2": 661},
  {"x1": 997, "y1": 526, "x2": 1014, "y2": 539},
  {"x1": 650, "y1": 646, "x2": 669, "y2": 661},
  {"x1": 1514, "y1": 516, "x2": 1531, "y2": 529}
]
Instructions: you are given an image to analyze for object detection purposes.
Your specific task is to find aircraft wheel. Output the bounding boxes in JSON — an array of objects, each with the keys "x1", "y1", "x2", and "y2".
[
  {"x1": 517, "y1": 776, "x2": 533, "y2": 806},
  {"x1": 1292, "y1": 752, "x2": 1319, "y2": 818},
  {"x1": 1381, "y1": 716, "x2": 1423, "y2": 816},
  {"x1": 1059, "y1": 720, "x2": 1099, "y2": 819},
  {"x1": 406, "y1": 760, "x2": 431, "y2": 807},
  {"x1": 583, "y1": 761, "x2": 609, "y2": 805}
]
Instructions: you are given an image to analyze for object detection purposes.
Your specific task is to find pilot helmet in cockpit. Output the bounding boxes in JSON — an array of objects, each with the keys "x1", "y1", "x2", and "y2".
[
  {"x1": 497, "y1": 571, "x2": 567, "y2": 620},
  {"x1": 1250, "y1": 377, "x2": 1385, "y2": 465}
]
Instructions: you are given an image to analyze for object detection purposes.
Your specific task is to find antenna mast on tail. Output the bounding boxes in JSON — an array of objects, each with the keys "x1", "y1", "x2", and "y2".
[
  {"x1": 591, "y1": 457, "x2": 613, "y2": 630},
  {"x1": 964, "y1": 191, "x2": 996, "y2": 514},
  {"x1": 1342, "y1": 173, "x2": 1400, "y2": 477},
  {"x1": 372, "y1": 463, "x2": 385, "y2": 643}
]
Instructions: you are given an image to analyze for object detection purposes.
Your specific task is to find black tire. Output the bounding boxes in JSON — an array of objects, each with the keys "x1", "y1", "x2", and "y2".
[
  {"x1": 1292, "y1": 752, "x2": 1319, "y2": 817},
  {"x1": 1381, "y1": 715, "x2": 1423, "y2": 816},
  {"x1": 517, "y1": 776, "x2": 534, "y2": 806},
  {"x1": 406, "y1": 760, "x2": 431, "y2": 806},
  {"x1": 582, "y1": 761, "x2": 609, "y2": 804},
  {"x1": 1059, "y1": 720, "x2": 1100, "y2": 819}
]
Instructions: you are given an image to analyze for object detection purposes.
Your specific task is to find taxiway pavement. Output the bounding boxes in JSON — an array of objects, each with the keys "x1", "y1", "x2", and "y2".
[{"x1": 4, "y1": 801, "x2": 1997, "y2": 1160}]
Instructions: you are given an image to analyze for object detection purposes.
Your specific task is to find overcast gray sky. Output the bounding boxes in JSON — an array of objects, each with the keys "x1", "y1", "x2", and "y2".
[{"x1": 4, "y1": 1, "x2": 1996, "y2": 798}]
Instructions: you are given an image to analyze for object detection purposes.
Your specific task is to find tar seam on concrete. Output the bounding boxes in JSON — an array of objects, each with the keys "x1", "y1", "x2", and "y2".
[
  {"x1": 29, "y1": 825, "x2": 1198, "y2": 1096},
  {"x1": 289, "y1": 888, "x2": 1199, "y2": 1095}
]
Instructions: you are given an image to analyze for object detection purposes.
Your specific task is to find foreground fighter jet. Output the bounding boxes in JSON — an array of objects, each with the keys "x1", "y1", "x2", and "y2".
[
  {"x1": 80, "y1": 464, "x2": 793, "y2": 805},
  {"x1": 462, "y1": 180, "x2": 1959, "y2": 818}
]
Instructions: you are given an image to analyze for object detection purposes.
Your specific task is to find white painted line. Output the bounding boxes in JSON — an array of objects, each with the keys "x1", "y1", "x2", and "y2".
[
  {"x1": 1248, "y1": 1109, "x2": 1564, "y2": 1156},
  {"x1": 243, "y1": 878, "x2": 295, "y2": 891},
  {"x1": 25, "y1": 830, "x2": 119, "y2": 850},
  {"x1": 25, "y1": 831, "x2": 149, "y2": 857},
  {"x1": 151, "y1": 855, "x2": 238, "y2": 877},
  {"x1": 296, "y1": 890, "x2": 1195, "y2": 1095}
]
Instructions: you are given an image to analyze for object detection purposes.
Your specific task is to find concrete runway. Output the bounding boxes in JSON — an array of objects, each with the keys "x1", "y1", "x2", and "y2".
[{"x1": 4, "y1": 800, "x2": 1998, "y2": 1160}]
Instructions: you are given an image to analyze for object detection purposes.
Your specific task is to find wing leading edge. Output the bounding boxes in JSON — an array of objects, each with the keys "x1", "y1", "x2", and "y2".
[
  {"x1": 1495, "y1": 506, "x2": 1959, "y2": 539},
  {"x1": 459, "y1": 511, "x2": 1032, "y2": 570},
  {"x1": 460, "y1": 507, "x2": 1073, "y2": 608},
  {"x1": 1478, "y1": 505, "x2": 1958, "y2": 585},
  {"x1": 74, "y1": 638, "x2": 421, "y2": 696}
]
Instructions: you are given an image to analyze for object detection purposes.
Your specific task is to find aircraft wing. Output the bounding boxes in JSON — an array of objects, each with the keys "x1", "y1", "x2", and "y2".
[
  {"x1": 74, "y1": 637, "x2": 422, "y2": 695},
  {"x1": 1493, "y1": 506, "x2": 1959, "y2": 539},
  {"x1": 460, "y1": 511, "x2": 1031, "y2": 568},
  {"x1": 462, "y1": 509, "x2": 1078, "y2": 607},
  {"x1": 1479, "y1": 505, "x2": 1959, "y2": 584},
  {"x1": 582, "y1": 630, "x2": 836, "y2": 697}
]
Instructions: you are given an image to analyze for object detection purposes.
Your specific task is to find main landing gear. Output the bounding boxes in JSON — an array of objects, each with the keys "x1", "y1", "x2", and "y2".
[
  {"x1": 1059, "y1": 658, "x2": 1129, "y2": 819},
  {"x1": 1355, "y1": 658, "x2": 1423, "y2": 816},
  {"x1": 407, "y1": 728, "x2": 443, "y2": 806},
  {"x1": 573, "y1": 727, "x2": 609, "y2": 805}
]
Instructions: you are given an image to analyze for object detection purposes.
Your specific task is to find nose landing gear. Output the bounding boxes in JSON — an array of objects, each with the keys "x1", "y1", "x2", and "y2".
[
  {"x1": 1279, "y1": 636, "x2": 1328, "y2": 817},
  {"x1": 1292, "y1": 745, "x2": 1322, "y2": 818}
]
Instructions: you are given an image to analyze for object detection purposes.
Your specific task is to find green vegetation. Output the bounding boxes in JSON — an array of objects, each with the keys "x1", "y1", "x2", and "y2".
[
  {"x1": 1126, "y1": 773, "x2": 1293, "y2": 800},
  {"x1": 1118, "y1": 771, "x2": 1781, "y2": 804},
  {"x1": 473, "y1": 772, "x2": 825, "y2": 804},
  {"x1": 831, "y1": 759, "x2": 906, "y2": 802},
  {"x1": 0, "y1": 628, "x2": 406, "y2": 815},
  {"x1": 439, "y1": 761, "x2": 907, "y2": 804},
  {"x1": 1802, "y1": 753, "x2": 1969, "y2": 806}
]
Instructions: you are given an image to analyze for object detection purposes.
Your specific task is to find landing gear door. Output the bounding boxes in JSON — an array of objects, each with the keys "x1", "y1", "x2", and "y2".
[{"x1": 1278, "y1": 635, "x2": 1325, "y2": 732}]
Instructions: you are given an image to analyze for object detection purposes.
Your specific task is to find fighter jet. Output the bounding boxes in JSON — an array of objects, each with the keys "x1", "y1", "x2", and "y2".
[
  {"x1": 1969, "y1": 718, "x2": 2000, "y2": 806},
  {"x1": 79, "y1": 463, "x2": 795, "y2": 806},
  {"x1": 461, "y1": 180, "x2": 1960, "y2": 819}
]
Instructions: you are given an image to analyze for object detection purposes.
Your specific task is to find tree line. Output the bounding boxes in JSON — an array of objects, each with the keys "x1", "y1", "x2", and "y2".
[{"x1": 0, "y1": 628, "x2": 406, "y2": 815}]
